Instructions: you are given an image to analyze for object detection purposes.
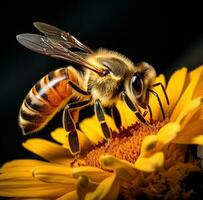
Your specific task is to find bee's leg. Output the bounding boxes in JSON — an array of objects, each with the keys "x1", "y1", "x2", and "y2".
[
  {"x1": 63, "y1": 99, "x2": 91, "y2": 154},
  {"x1": 111, "y1": 105, "x2": 122, "y2": 129},
  {"x1": 68, "y1": 80, "x2": 90, "y2": 96},
  {"x1": 70, "y1": 153, "x2": 80, "y2": 167},
  {"x1": 151, "y1": 82, "x2": 170, "y2": 105},
  {"x1": 147, "y1": 105, "x2": 153, "y2": 124},
  {"x1": 148, "y1": 89, "x2": 165, "y2": 120},
  {"x1": 121, "y1": 92, "x2": 147, "y2": 124},
  {"x1": 94, "y1": 99, "x2": 111, "y2": 139},
  {"x1": 143, "y1": 110, "x2": 148, "y2": 117}
]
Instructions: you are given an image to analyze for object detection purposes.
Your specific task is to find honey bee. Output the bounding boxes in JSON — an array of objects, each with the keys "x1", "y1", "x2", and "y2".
[{"x1": 17, "y1": 22, "x2": 169, "y2": 154}]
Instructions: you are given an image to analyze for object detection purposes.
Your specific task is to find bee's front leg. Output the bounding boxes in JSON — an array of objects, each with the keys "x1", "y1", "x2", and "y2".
[
  {"x1": 121, "y1": 92, "x2": 147, "y2": 124},
  {"x1": 94, "y1": 99, "x2": 111, "y2": 140},
  {"x1": 63, "y1": 99, "x2": 91, "y2": 154},
  {"x1": 147, "y1": 105, "x2": 153, "y2": 124},
  {"x1": 142, "y1": 105, "x2": 153, "y2": 124}
]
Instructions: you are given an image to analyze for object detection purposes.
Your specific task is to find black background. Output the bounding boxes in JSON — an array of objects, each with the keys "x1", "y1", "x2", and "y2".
[{"x1": 0, "y1": 0, "x2": 203, "y2": 168}]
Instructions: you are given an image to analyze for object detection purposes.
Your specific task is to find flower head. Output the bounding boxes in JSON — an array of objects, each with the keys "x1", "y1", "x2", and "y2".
[{"x1": 0, "y1": 66, "x2": 203, "y2": 199}]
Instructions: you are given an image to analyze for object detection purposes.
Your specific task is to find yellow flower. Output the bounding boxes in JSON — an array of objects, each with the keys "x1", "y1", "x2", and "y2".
[{"x1": 0, "y1": 66, "x2": 203, "y2": 199}]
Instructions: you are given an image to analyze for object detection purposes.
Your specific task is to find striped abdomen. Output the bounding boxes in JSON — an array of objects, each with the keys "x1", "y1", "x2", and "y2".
[{"x1": 19, "y1": 67, "x2": 82, "y2": 135}]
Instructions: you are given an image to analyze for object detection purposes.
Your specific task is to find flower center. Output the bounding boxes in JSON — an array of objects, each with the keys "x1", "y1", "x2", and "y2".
[{"x1": 75, "y1": 120, "x2": 167, "y2": 168}]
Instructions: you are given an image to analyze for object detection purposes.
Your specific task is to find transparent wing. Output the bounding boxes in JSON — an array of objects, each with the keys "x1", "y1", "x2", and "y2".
[
  {"x1": 16, "y1": 33, "x2": 104, "y2": 75},
  {"x1": 33, "y1": 22, "x2": 94, "y2": 54}
]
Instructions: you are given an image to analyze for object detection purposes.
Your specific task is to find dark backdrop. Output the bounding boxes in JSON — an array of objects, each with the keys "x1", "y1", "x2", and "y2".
[{"x1": 0, "y1": 1, "x2": 202, "y2": 166}]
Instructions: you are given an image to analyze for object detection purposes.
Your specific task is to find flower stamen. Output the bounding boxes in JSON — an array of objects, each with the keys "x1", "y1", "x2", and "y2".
[{"x1": 75, "y1": 120, "x2": 167, "y2": 168}]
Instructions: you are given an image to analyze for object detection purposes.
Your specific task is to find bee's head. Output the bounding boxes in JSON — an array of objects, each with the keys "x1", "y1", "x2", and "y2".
[
  {"x1": 125, "y1": 62, "x2": 156, "y2": 108},
  {"x1": 86, "y1": 48, "x2": 135, "y2": 77}
]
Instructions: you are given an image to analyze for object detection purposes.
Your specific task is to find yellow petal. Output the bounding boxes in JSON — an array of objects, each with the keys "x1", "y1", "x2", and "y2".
[
  {"x1": 72, "y1": 166, "x2": 111, "y2": 182},
  {"x1": 181, "y1": 101, "x2": 203, "y2": 128},
  {"x1": 51, "y1": 128, "x2": 67, "y2": 144},
  {"x1": 134, "y1": 152, "x2": 164, "y2": 172},
  {"x1": 0, "y1": 179, "x2": 55, "y2": 187},
  {"x1": 76, "y1": 176, "x2": 97, "y2": 200},
  {"x1": 84, "y1": 174, "x2": 119, "y2": 200},
  {"x1": 164, "y1": 67, "x2": 188, "y2": 117},
  {"x1": 0, "y1": 169, "x2": 68, "y2": 197},
  {"x1": 191, "y1": 135, "x2": 203, "y2": 145},
  {"x1": 100, "y1": 155, "x2": 137, "y2": 181},
  {"x1": 0, "y1": 171, "x2": 33, "y2": 181},
  {"x1": 140, "y1": 122, "x2": 179, "y2": 166},
  {"x1": 79, "y1": 116, "x2": 104, "y2": 144},
  {"x1": 181, "y1": 119, "x2": 203, "y2": 138},
  {"x1": 140, "y1": 135, "x2": 158, "y2": 156},
  {"x1": 115, "y1": 100, "x2": 137, "y2": 127},
  {"x1": 51, "y1": 128, "x2": 91, "y2": 152},
  {"x1": 22, "y1": 139, "x2": 72, "y2": 165},
  {"x1": 148, "y1": 74, "x2": 166, "y2": 121},
  {"x1": 33, "y1": 165, "x2": 76, "y2": 185},
  {"x1": 193, "y1": 106, "x2": 203, "y2": 120},
  {"x1": 79, "y1": 115, "x2": 116, "y2": 144},
  {"x1": 104, "y1": 114, "x2": 118, "y2": 131},
  {"x1": 57, "y1": 191, "x2": 77, "y2": 200},
  {"x1": 175, "y1": 97, "x2": 203, "y2": 123},
  {"x1": 156, "y1": 122, "x2": 180, "y2": 146},
  {"x1": 0, "y1": 162, "x2": 71, "y2": 198},
  {"x1": 173, "y1": 120, "x2": 203, "y2": 144},
  {"x1": 170, "y1": 66, "x2": 202, "y2": 121},
  {"x1": 1, "y1": 159, "x2": 53, "y2": 173},
  {"x1": 190, "y1": 65, "x2": 203, "y2": 98},
  {"x1": 0, "y1": 186, "x2": 68, "y2": 198}
]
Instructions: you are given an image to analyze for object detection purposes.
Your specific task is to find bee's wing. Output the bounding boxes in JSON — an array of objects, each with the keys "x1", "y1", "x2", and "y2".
[
  {"x1": 16, "y1": 33, "x2": 104, "y2": 75},
  {"x1": 33, "y1": 22, "x2": 94, "y2": 54}
]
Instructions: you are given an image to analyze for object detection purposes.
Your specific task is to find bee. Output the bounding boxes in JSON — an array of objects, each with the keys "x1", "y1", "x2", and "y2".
[{"x1": 17, "y1": 22, "x2": 169, "y2": 155}]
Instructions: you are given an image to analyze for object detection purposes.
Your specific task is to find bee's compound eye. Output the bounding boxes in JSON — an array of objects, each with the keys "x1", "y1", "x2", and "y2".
[{"x1": 131, "y1": 73, "x2": 143, "y2": 97}]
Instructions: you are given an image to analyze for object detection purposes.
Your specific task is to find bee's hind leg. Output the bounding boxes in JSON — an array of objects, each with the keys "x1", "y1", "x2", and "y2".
[{"x1": 63, "y1": 99, "x2": 91, "y2": 154}]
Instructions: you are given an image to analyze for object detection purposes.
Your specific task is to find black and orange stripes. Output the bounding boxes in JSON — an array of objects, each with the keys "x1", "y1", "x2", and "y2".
[{"x1": 19, "y1": 67, "x2": 83, "y2": 135}]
